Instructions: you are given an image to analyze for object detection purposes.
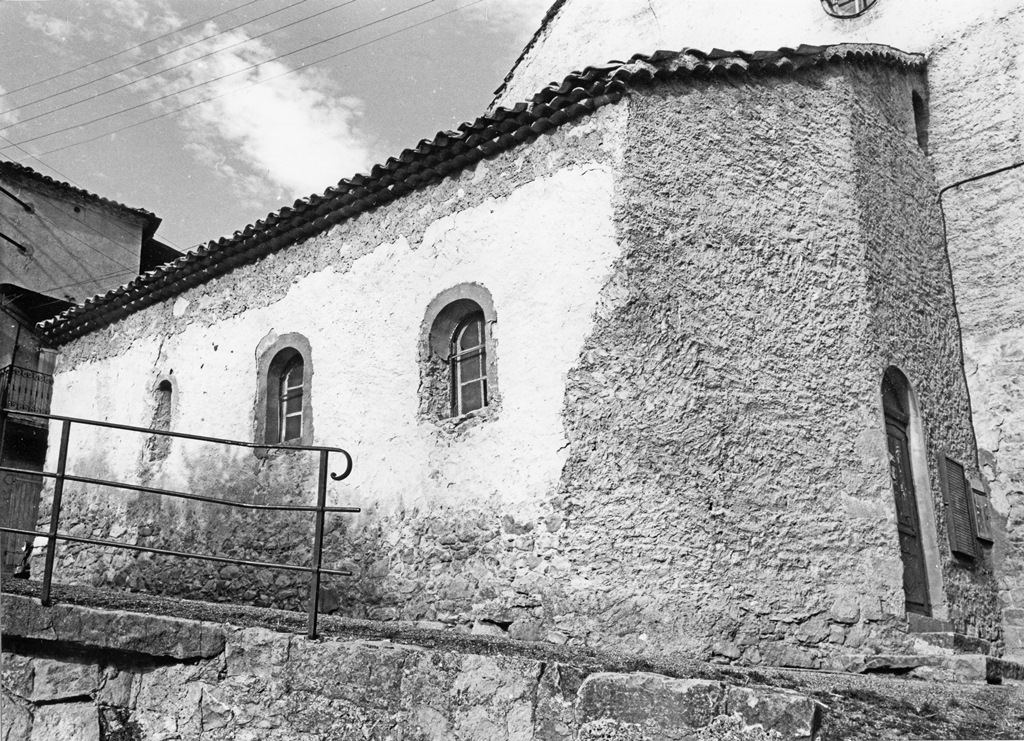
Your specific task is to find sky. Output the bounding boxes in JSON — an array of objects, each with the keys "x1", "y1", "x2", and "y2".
[{"x1": 0, "y1": 0, "x2": 554, "y2": 252}]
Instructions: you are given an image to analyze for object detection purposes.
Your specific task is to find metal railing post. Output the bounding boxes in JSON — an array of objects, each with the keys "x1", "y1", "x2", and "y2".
[
  {"x1": 307, "y1": 449, "x2": 329, "y2": 639},
  {"x1": 41, "y1": 419, "x2": 71, "y2": 606}
]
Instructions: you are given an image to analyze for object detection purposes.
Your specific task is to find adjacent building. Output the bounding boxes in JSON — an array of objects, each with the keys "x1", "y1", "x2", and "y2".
[{"x1": 0, "y1": 160, "x2": 176, "y2": 572}]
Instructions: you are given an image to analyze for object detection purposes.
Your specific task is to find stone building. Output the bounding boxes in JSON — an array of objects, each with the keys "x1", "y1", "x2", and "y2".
[
  {"x1": 0, "y1": 160, "x2": 175, "y2": 573},
  {"x1": 21, "y1": 0, "x2": 1024, "y2": 669}
]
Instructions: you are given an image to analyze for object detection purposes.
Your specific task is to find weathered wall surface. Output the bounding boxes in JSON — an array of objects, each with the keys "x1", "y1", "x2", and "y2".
[
  {"x1": 0, "y1": 594, "x2": 827, "y2": 741},
  {"x1": 545, "y1": 62, "x2": 996, "y2": 667},
  {"x1": 852, "y1": 65, "x2": 998, "y2": 642},
  {"x1": 944, "y1": 171, "x2": 1024, "y2": 658},
  {"x1": 494, "y1": 0, "x2": 1021, "y2": 110},
  {"x1": 41, "y1": 106, "x2": 629, "y2": 620},
  {"x1": 0, "y1": 172, "x2": 147, "y2": 304},
  {"x1": 929, "y1": 10, "x2": 1024, "y2": 657},
  {"x1": 38, "y1": 62, "x2": 1000, "y2": 666}
]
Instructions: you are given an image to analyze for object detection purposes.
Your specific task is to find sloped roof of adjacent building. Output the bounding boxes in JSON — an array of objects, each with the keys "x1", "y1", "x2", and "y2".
[
  {"x1": 0, "y1": 159, "x2": 163, "y2": 241},
  {"x1": 37, "y1": 43, "x2": 922, "y2": 345}
]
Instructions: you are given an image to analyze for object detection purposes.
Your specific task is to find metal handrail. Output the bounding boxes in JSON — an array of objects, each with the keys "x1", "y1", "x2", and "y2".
[{"x1": 0, "y1": 408, "x2": 359, "y2": 638}]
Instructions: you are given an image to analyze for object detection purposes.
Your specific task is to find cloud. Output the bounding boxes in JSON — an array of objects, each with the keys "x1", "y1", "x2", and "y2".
[
  {"x1": 156, "y1": 27, "x2": 379, "y2": 201},
  {"x1": 0, "y1": 85, "x2": 20, "y2": 129},
  {"x1": 25, "y1": 11, "x2": 80, "y2": 41}
]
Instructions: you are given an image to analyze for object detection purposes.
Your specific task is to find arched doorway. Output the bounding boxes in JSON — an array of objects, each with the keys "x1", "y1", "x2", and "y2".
[{"x1": 882, "y1": 367, "x2": 931, "y2": 616}]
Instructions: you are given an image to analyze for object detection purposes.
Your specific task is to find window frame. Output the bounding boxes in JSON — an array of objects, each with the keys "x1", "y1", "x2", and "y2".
[
  {"x1": 278, "y1": 354, "x2": 304, "y2": 442},
  {"x1": 420, "y1": 284, "x2": 497, "y2": 422},
  {"x1": 450, "y1": 311, "x2": 488, "y2": 416},
  {"x1": 255, "y1": 332, "x2": 314, "y2": 446}
]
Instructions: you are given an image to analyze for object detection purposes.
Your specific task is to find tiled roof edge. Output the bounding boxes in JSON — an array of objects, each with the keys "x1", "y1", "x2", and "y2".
[
  {"x1": 38, "y1": 43, "x2": 923, "y2": 346},
  {"x1": 0, "y1": 160, "x2": 161, "y2": 231}
]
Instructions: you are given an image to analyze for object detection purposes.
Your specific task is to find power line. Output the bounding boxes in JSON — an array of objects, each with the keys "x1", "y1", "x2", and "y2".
[
  {"x1": 0, "y1": 0, "x2": 329, "y2": 125},
  {"x1": 23, "y1": 0, "x2": 482, "y2": 158},
  {"x1": 31, "y1": 268, "x2": 143, "y2": 300},
  {"x1": 2, "y1": 0, "x2": 436, "y2": 150},
  {"x1": 0, "y1": 0, "x2": 264, "y2": 101},
  {"x1": 1, "y1": 133, "x2": 184, "y2": 254}
]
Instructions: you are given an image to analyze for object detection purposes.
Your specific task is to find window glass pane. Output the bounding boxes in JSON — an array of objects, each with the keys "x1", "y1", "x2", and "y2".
[
  {"x1": 284, "y1": 414, "x2": 302, "y2": 441},
  {"x1": 458, "y1": 352, "x2": 482, "y2": 382},
  {"x1": 283, "y1": 360, "x2": 303, "y2": 390},
  {"x1": 458, "y1": 316, "x2": 483, "y2": 351},
  {"x1": 285, "y1": 394, "x2": 302, "y2": 416},
  {"x1": 461, "y1": 380, "x2": 483, "y2": 413}
]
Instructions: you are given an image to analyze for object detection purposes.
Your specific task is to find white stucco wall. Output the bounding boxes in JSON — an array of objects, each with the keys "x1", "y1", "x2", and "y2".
[
  {"x1": 495, "y1": 0, "x2": 1021, "y2": 108},
  {"x1": 49, "y1": 164, "x2": 622, "y2": 517}
]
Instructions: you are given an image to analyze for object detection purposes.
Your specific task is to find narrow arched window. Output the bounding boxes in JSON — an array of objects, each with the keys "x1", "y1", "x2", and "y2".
[
  {"x1": 420, "y1": 284, "x2": 497, "y2": 422},
  {"x1": 154, "y1": 380, "x2": 173, "y2": 431},
  {"x1": 451, "y1": 312, "x2": 487, "y2": 416},
  {"x1": 256, "y1": 335, "x2": 313, "y2": 446},
  {"x1": 146, "y1": 378, "x2": 173, "y2": 463},
  {"x1": 279, "y1": 355, "x2": 304, "y2": 442}
]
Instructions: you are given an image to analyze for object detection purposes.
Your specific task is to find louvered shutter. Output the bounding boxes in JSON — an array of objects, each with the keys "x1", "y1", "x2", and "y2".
[{"x1": 937, "y1": 455, "x2": 978, "y2": 559}]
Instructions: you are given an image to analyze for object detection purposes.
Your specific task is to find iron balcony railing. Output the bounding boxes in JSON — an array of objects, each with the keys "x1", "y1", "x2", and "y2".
[
  {"x1": 0, "y1": 365, "x2": 53, "y2": 417},
  {"x1": 0, "y1": 409, "x2": 359, "y2": 639}
]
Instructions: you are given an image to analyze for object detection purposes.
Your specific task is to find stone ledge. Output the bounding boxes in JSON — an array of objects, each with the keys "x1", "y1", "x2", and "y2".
[
  {"x1": 842, "y1": 653, "x2": 1024, "y2": 684},
  {"x1": 577, "y1": 672, "x2": 824, "y2": 740},
  {"x1": 913, "y1": 631, "x2": 991, "y2": 655},
  {"x1": 1, "y1": 593, "x2": 226, "y2": 660}
]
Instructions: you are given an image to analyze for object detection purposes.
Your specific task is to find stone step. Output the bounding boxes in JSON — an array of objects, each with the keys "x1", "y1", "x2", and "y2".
[
  {"x1": 913, "y1": 631, "x2": 991, "y2": 655},
  {"x1": 845, "y1": 653, "x2": 1024, "y2": 684}
]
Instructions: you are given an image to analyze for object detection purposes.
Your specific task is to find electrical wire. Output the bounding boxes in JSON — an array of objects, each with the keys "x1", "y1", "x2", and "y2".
[
  {"x1": 0, "y1": 0, "x2": 264, "y2": 100},
  {"x1": 31, "y1": 268, "x2": 143, "y2": 299},
  {"x1": 0, "y1": 133, "x2": 184, "y2": 253},
  {"x1": 4, "y1": 0, "x2": 477, "y2": 156},
  {"x1": 0, "y1": 0, "x2": 341, "y2": 125}
]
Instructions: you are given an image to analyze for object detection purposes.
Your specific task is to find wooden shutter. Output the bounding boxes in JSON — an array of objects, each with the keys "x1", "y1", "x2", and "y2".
[
  {"x1": 970, "y1": 477, "x2": 995, "y2": 544},
  {"x1": 937, "y1": 455, "x2": 978, "y2": 559}
]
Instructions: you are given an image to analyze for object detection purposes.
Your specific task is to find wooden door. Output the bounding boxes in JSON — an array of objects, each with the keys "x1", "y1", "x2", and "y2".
[
  {"x1": 0, "y1": 471, "x2": 42, "y2": 573},
  {"x1": 885, "y1": 417, "x2": 931, "y2": 616}
]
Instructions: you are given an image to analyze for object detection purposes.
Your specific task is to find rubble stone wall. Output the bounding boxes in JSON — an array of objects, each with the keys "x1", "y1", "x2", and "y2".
[
  {"x1": 41, "y1": 105, "x2": 630, "y2": 623},
  {"x1": 37, "y1": 62, "x2": 1000, "y2": 667},
  {"x1": 929, "y1": 11, "x2": 1024, "y2": 658},
  {"x1": 852, "y1": 65, "x2": 999, "y2": 643},
  {"x1": 1, "y1": 595, "x2": 828, "y2": 741}
]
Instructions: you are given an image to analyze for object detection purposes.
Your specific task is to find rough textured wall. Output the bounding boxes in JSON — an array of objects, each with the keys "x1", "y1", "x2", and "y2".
[
  {"x1": 494, "y1": 0, "x2": 1020, "y2": 109},
  {"x1": 0, "y1": 594, "x2": 828, "y2": 741},
  {"x1": 40, "y1": 63, "x2": 1000, "y2": 666},
  {"x1": 553, "y1": 68, "x2": 885, "y2": 664},
  {"x1": 927, "y1": 7, "x2": 1024, "y2": 189},
  {"x1": 548, "y1": 62, "x2": 995, "y2": 668},
  {"x1": 928, "y1": 7, "x2": 1024, "y2": 657},
  {"x1": 944, "y1": 172, "x2": 1024, "y2": 658},
  {"x1": 851, "y1": 65, "x2": 999, "y2": 643},
  {"x1": 42, "y1": 106, "x2": 628, "y2": 619},
  {"x1": 9, "y1": 591, "x2": 1024, "y2": 741}
]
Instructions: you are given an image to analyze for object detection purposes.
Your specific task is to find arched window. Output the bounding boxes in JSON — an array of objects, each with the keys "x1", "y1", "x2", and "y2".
[
  {"x1": 255, "y1": 333, "x2": 313, "y2": 445},
  {"x1": 420, "y1": 284, "x2": 497, "y2": 421},
  {"x1": 154, "y1": 380, "x2": 173, "y2": 431},
  {"x1": 145, "y1": 377, "x2": 174, "y2": 463},
  {"x1": 451, "y1": 312, "x2": 487, "y2": 416}
]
